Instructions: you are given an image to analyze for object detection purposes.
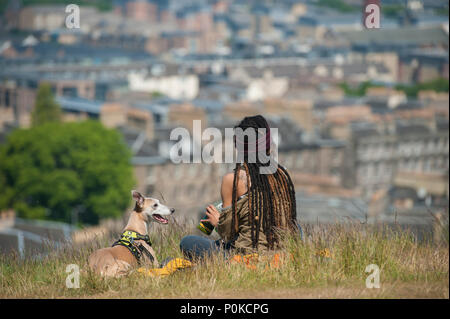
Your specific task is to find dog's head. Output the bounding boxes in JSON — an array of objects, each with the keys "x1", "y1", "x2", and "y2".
[{"x1": 131, "y1": 190, "x2": 174, "y2": 224}]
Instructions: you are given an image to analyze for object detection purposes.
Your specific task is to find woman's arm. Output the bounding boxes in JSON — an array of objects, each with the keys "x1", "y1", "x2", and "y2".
[
  {"x1": 202, "y1": 169, "x2": 248, "y2": 228},
  {"x1": 220, "y1": 172, "x2": 235, "y2": 208},
  {"x1": 202, "y1": 173, "x2": 234, "y2": 228},
  {"x1": 222, "y1": 169, "x2": 249, "y2": 207}
]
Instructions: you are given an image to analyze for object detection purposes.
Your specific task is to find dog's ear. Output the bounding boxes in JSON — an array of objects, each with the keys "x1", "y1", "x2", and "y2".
[{"x1": 131, "y1": 190, "x2": 145, "y2": 208}]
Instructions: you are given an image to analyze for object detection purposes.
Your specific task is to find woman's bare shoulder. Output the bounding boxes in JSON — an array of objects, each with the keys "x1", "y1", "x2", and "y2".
[
  {"x1": 222, "y1": 172, "x2": 235, "y2": 184},
  {"x1": 222, "y1": 169, "x2": 247, "y2": 185},
  {"x1": 222, "y1": 169, "x2": 248, "y2": 193},
  {"x1": 220, "y1": 172, "x2": 234, "y2": 207}
]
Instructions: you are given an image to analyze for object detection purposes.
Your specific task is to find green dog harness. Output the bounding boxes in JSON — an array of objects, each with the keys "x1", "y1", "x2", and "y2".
[{"x1": 112, "y1": 230, "x2": 154, "y2": 264}]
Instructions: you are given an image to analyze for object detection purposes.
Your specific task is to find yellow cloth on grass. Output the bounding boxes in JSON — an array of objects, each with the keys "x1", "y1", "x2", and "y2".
[
  {"x1": 137, "y1": 249, "x2": 332, "y2": 277},
  {"x1": 137, "y1": 258, "x2": 193, "y2": 277}
]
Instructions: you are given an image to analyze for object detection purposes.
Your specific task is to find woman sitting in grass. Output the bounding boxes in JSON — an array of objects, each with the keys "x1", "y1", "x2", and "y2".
[{"x1": 180, "y1": 115, "x2": 300, "y2": 261}]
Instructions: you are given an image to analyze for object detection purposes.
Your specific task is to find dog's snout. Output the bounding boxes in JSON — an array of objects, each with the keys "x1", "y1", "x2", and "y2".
[{"x1": 170, "y1": 208, "x2": 175, "y2": 214}]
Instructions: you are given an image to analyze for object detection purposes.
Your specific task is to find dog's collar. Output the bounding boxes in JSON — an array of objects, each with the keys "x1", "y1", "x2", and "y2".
[{"x1": 112, "y1": 230, "x2": 154, "y2": 264}]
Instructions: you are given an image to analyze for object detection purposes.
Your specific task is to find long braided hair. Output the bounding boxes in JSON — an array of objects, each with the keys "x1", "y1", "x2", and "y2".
[{"x1": 231, "y1": 115, "x2": 297, "y2": 249}]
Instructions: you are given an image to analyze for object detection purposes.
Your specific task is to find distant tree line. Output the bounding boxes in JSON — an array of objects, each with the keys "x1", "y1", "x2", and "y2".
[
  {"x1": 395, "y1": 78, "x2": 450, "y2": 98},
  {"x1": 314, "y1": 0, "x2": 412, "y2": 17},
  {"x1": 382, "y1": 4, "x2": 407, "y2": 18},
  {"x1": 315, "y1": 0, "x2": 357, "y2": 13},
  {"x1": 339, "y1": 78, "x2": 449, "y2": 98}
]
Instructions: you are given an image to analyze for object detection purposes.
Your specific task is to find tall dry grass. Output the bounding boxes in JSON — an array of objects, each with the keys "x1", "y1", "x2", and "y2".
[{"x1": 0, "y1": 218, "x2": 448, "y2": 298}]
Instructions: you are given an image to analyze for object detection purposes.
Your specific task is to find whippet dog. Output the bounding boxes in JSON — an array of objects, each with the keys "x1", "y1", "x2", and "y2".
[{"x1": 88, "y1": 190, "x2": 175, "y2": 277}]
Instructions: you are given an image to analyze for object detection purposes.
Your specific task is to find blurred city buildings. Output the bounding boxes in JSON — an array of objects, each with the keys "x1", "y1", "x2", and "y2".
[{"x1": 0, "y1": 0, "x2": 448, "y2": 248}]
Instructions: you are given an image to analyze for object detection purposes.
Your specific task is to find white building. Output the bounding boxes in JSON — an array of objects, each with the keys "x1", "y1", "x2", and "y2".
[
  {"x1": 229, "y1": 67, "x2": 289, "y2": 102},
  {"x1": 128, "y1": 64, "x2": 199, "y2": 100}
]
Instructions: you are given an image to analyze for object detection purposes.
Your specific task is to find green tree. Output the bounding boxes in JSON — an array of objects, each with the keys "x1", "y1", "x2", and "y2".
[
  {"x1": 316, "y1": 0, "x2": 356, "y2": 13},
  {"x1": 395, "y1": 78, "x2": 449, "y2": 98},
  {"x1": 31, "y1": 83, "x2": 62, "y2": 126},
  {"x1": 339, "y1": 78, "x2": 450, "y2": 98},
  {"x1": 339, "y1": 81, "x2": 382, "y2": 97},
  {"x1": 0, "y1": 121, "x2": 135, "y2": 225},
  {"x1": 150, "y1": 91, "x2": 164, "y2": 99},
  {"x1": 382, "y1": 4, "x2": 406, "y2": 18}
]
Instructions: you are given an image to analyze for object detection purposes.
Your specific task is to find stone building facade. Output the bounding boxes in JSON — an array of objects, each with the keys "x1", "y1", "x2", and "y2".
[
  {"x1": 0, "y1": 84, "x2": 35, "y2": 129},
  {"x1": 345, "y1": 122, "x2": 449, "y2": 199}
]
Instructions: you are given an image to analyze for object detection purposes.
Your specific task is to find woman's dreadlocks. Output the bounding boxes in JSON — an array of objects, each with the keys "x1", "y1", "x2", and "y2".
[{"x1": 231, "y1": 115, "x2": 298, "y2": 249}]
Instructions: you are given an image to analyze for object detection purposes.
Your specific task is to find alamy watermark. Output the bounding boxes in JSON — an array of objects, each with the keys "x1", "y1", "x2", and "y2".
[
  {"x1": 363, "y1": 0, "x2": 381, "y2": 29},
  {"x1": 65, "y1": 4, "x2": 80, "y2": 29},
  {"x1": 365, "y1": 264, "x2": 381, "y2": 288},
  {"x1": 169, "y1": 120, "x2": 279, "y2": 174},
  {"x1": 66, "y1": 264, "x2": 80, "y2": 288}
]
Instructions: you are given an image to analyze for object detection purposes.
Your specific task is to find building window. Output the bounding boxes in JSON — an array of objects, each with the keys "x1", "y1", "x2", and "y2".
[
  {"x1": 62, "y1": 87, "x2": 78, "y2": 98},
  {"x1": 5, "y1": 90, "x2": 10, "y2": 107}
]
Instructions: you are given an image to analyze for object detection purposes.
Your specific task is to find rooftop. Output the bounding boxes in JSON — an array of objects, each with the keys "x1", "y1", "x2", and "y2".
[
  {"x1": 339, "y1": 25, "x2": 449, "y2": 46},
  {"x1": 56, "y1": 96, "x2": 103, "y2": 115}
]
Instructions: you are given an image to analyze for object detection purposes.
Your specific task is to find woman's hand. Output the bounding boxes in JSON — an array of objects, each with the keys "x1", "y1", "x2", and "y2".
[{"x1": 201, "y1": 205, "x2": 221, "y2": 228}]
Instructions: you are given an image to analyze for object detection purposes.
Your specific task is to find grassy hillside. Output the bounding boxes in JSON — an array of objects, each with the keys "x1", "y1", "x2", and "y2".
[{"x1": 0, "y1": 219, "x2": 448, "y2": 298}]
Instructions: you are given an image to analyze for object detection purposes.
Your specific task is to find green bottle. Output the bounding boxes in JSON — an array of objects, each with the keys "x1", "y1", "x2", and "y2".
[{"x1": 197, "y1": 201, "x2": 223, "y2": 235}]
